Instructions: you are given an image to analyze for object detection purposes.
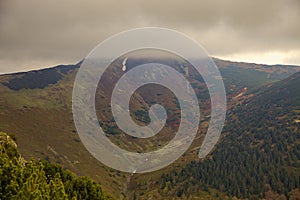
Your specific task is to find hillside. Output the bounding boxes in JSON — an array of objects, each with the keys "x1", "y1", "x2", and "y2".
[
  {"x1": 140, "y1": 72, "x2": 300, "y2": 199},
  {"x1": 0, "y1": 131, "x2": 113, "y2": 199},
  {"x1": 0, "y1": 57, "x2": 299, "y2": 199}
]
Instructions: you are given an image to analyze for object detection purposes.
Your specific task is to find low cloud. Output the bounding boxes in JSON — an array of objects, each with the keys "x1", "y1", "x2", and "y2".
[{"x1": 0, "y1": 0, "x2": 299, "y2": 74}]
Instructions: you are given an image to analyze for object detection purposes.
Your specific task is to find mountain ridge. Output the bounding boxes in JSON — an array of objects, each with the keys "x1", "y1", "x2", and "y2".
[{"x1": 1, "y1": 57, "x2": 299, "y2": 76}]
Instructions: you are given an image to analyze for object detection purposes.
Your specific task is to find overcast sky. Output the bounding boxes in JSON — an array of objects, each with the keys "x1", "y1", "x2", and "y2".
[{"x1": 0, "y1": 0, "x2": 299, "y2": 74}]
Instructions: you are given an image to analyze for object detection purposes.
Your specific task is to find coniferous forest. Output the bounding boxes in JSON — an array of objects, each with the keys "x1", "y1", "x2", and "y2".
[{"x1": 156, "y1": 72, "x2": 300, "y2": 199}]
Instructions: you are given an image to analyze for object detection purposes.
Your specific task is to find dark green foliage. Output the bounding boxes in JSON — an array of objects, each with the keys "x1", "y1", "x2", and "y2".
[
  {"x1": 158, "y1": 72, "x2": 300, "y2": 198},
  {"x1": 3, "y1": 69, "x2": 63, "y2": 90},
  {"x1": 2, "y1": 63, "x2": 79, "y2": 91},
  {"x1": 133, "y1": 109, "x2": 151, "y2": 124},
  {"x1": 0, "y1": 132, "x2": 113, "y2": 200}
]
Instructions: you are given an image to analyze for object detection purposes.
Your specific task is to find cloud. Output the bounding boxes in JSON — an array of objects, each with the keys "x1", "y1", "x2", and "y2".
[{"x1": 0, "y1": 0, "x2": 299, "y2": 74}]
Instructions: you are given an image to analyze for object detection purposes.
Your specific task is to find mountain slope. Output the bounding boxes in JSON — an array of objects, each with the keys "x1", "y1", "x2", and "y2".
[
  {"x1": 0, "y1": 58, "x2": 299, "y2": 199},
  {"x1": 146, "y1": 72, "x2": 300, "y2": 199}
]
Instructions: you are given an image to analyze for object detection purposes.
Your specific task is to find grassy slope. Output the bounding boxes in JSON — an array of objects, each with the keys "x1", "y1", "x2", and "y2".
[{"x1": 0, "y1": 69, "x2": 128, "y2": 198}]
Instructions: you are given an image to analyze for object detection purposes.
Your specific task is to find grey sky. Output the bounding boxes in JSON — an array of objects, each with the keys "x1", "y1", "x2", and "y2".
[{"x1": 0, "y1": 0, "x2": 299, "y2": 74}]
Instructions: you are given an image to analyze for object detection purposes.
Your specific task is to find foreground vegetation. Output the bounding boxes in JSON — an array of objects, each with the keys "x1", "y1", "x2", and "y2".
[{"x1": 0, "y1": 132, "x2": 113, "y2": 200}]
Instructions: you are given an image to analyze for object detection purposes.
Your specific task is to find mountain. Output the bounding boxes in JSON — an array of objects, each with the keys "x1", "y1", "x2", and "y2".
[{"x1": 0, "y1": 57, "x2": 299, "y2": 199}]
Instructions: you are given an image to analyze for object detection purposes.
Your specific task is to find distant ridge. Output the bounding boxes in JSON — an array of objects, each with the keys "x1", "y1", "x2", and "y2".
[{"x1": 1, "y1": 61, "x2": 82, "y2": 90}]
